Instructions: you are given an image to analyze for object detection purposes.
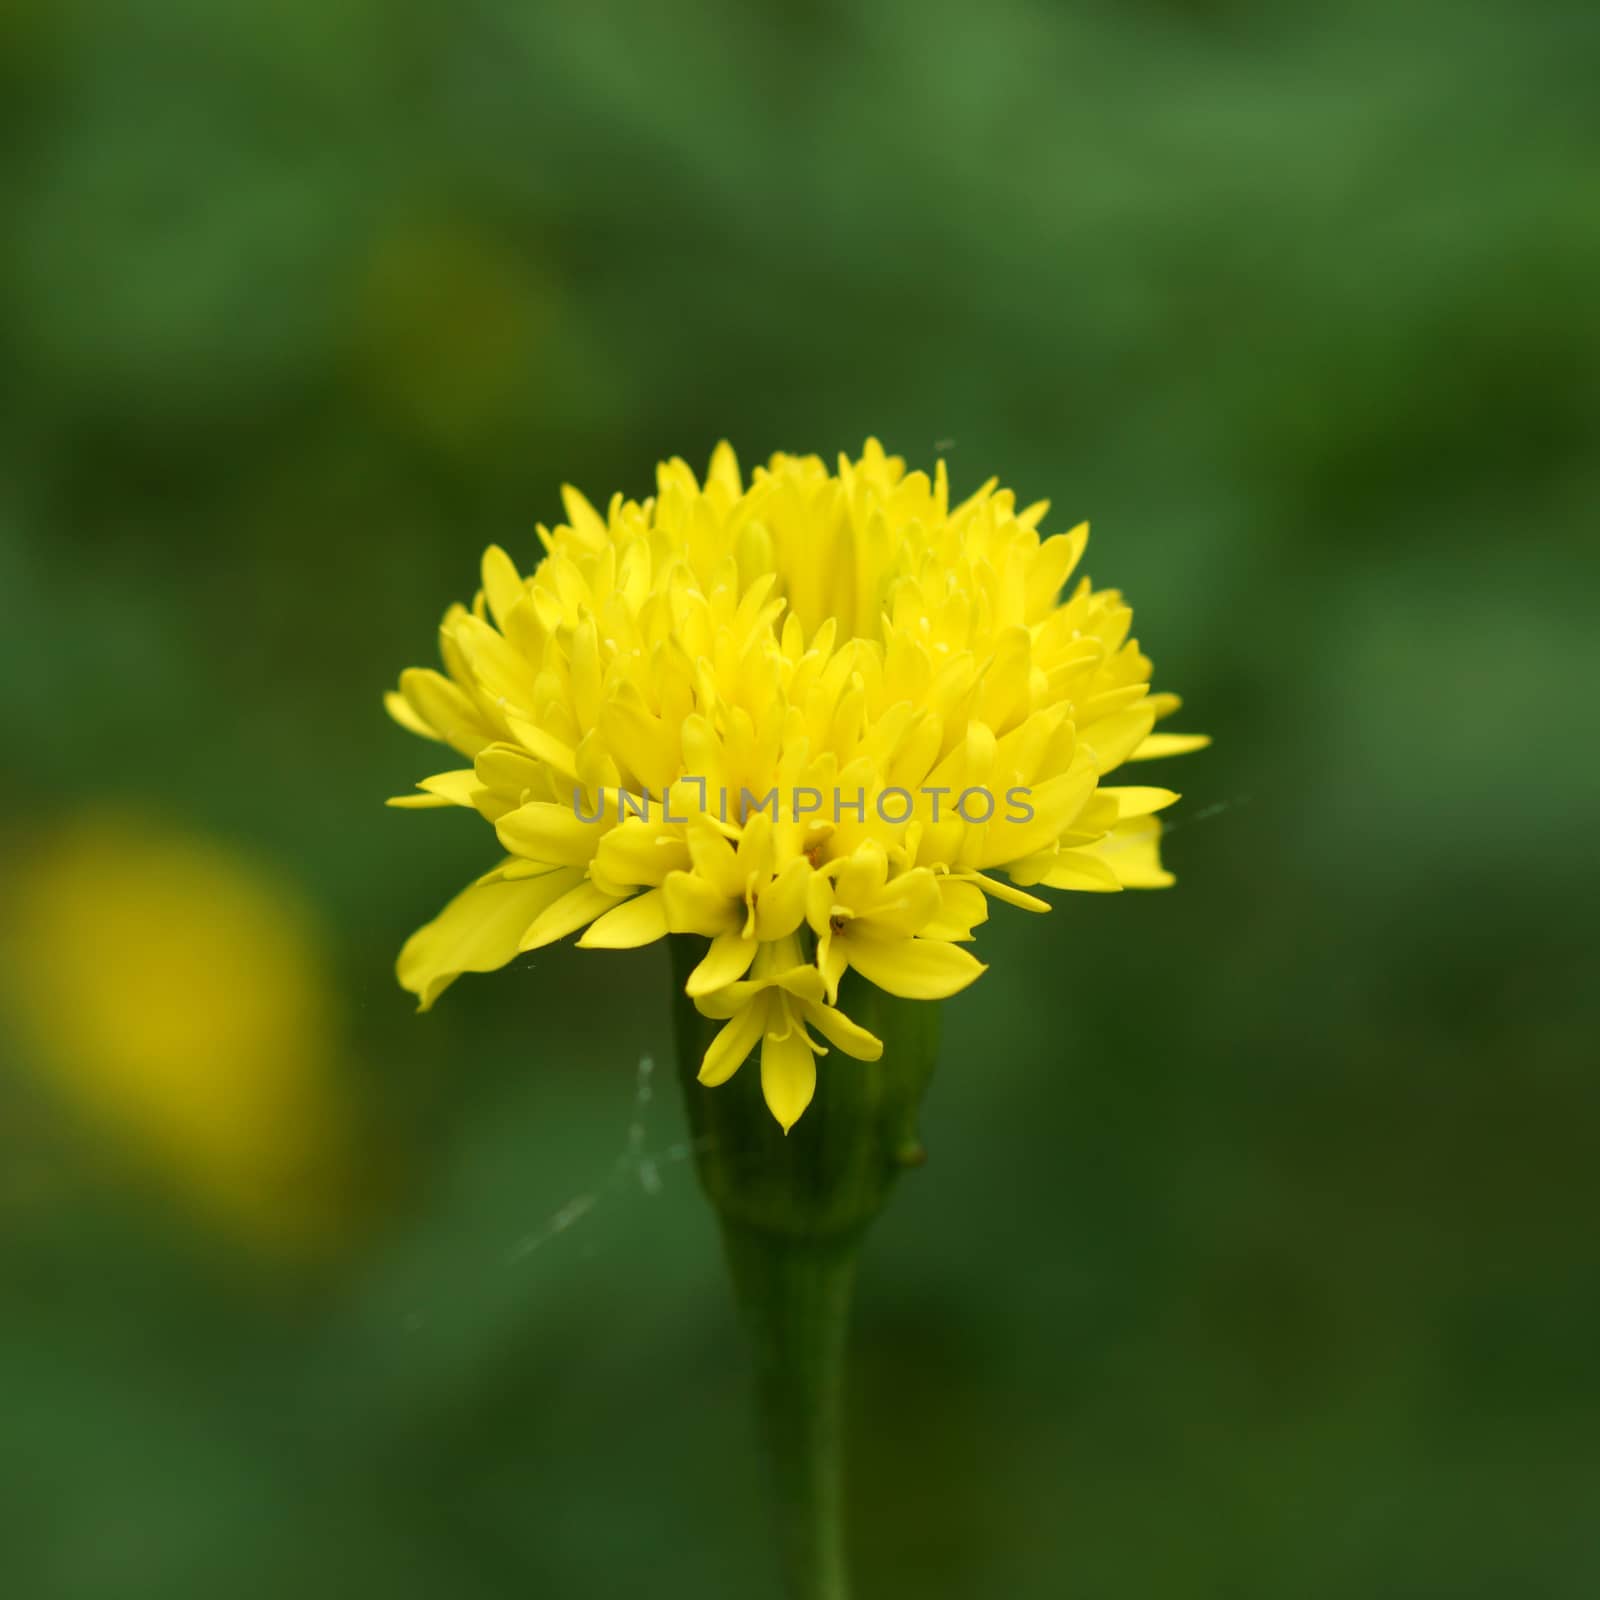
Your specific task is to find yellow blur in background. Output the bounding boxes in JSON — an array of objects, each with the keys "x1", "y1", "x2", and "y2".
[{"x1": 2, "y1": 814, "x2": 355, "y2": 1255}]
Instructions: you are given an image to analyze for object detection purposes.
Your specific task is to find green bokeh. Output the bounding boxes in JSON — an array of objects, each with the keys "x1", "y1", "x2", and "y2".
[{"x1": 2, "y1": 1, "x2": 1596, "y2": 1595}]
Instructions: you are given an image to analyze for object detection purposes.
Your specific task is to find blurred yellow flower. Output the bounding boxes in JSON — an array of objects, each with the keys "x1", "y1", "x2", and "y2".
[
  {"x1": 1, "y1": 815, "x2": 352, "y2": 1253},
  {"x1": 388, "y1": 441, "x2": 1206, "y2": 1129}
]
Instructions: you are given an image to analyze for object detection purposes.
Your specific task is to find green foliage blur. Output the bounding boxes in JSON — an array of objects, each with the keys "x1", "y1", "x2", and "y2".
[{"x1": 2, "y1": 1, "x2": 1596, "y2": 1595}]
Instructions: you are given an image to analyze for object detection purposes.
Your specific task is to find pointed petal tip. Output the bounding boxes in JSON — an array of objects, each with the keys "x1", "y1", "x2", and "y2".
[{"x1": 403, "y1": 975, "x2": 439, "y2": 1014}]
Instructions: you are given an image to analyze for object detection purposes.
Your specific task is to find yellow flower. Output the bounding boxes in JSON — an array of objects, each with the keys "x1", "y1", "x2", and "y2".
[
  {"x1": 388, "y1": 440, "x2": 1207, "y2": 1129},
  {"x1": 1, "y1": 815, "x2": 353, "y2": 1253}
]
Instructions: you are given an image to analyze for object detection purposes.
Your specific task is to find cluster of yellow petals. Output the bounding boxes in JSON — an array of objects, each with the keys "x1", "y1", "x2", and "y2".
[{"x1": 387, "y1": 441, "x2": 1206, "y2": 1129}]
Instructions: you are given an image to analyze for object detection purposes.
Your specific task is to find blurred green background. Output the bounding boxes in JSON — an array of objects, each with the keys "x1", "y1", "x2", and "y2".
[{"x1": 2, "y1": 1, "x2": 1596, "y2": 1595}]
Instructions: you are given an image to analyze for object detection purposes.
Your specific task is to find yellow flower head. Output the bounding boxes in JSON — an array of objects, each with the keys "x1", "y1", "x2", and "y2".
[
  {"x1": 388, "y1": 441, "x2": 1207, "y2": 1129},
  {"x1": 2, "y1": 814, "x2": 353, "y2": 1253}
]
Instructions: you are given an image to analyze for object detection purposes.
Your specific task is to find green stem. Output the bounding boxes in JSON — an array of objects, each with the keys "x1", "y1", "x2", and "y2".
[
  {"x1": 668, "y1": 936, "x2": 939, "y2": 1600},
  {"x1": 721, "y1": 1226, "x2": 858, "y2": 1600}
]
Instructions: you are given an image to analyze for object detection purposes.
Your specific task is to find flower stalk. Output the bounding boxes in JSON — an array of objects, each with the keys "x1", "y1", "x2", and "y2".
[{"x1": 669, "y1": 935, "x2": 940, "y2": 1600}]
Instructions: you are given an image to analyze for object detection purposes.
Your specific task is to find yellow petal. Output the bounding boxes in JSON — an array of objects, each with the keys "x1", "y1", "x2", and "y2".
[
  {"x1": 761, "y1": 1024, "x2": 817, "y2": 1133},
  {"x1": 830, "y1": 839, "x2": 890, "y2": 907},
  {"x1": 1129, "y1": 732, "x2": 1211, "y2": 761},
  {"x1": 693, "y1": 954, "x2": 824, "y2": 1018},
  {"x1": 686, "y1": 930, "x2": 758, "y2": 996},
  {"x1": 505, "y1": 715, "x2": 580, "y2": 782},
  {"x1": 474, "y1": 743, "x2": 546, "y2": 797},
  {"x1": 698, "y1": 999, "x2": 766, "y2": 1086},
  {"x1": 397, "y1": 866, "x2": 581, "y2": 1010},
  {"x1": 1098, "y1": 786, "x2": 1180, "y2": 820},
  {"x1": 771, "y1": 963, "x2": 827, "y2": 1003},
  {"x1": 398, "y1": 668, "x2": 493, "y2": 758},
  {"x1": 961, "y1": 871, "x2": 1052, "y2": 914},
  {"x1": 577, "y1": 888, "x2": 669, "y2": 949},
  {"x1": 806, "y1": 869, "x2": 839, "y2": 937},
  {"x1": 707, "y1": 439, "x2": 743, "y2": 497},
  {"x1": 843, "y1": 935, "x2": 986, "y2": 1000},
  {"x1": 594, "y1": 820, "x2": 690, "y2": 887},
  {"x1": 817, "y1": 935, "x2": 849, "y2": 1004},
  {"x1": 1085, "y1": 816, "x2": 1175, "y2": 889},
  {"x1": 663, "y1": 870, "x2": 739, "y2": 936},
  {"x1": 1037, "y1": 849, "x2": 1123, "y2": 892},
  {"x1": 597, "y1": 689, "x2": 682, "y2": 791},
  {"x1": 1080, "y1": 705, "x2": 1157, "y2": 775},
  {"x1": 800, "y1": 1000, "x2": 883, "y2": 1061},
  {"x1": 386, "y1": 770, "x2": 482, "y2": 809},
  {"x1": 496, "y1": 801, "x2": 606, "y2": 867},
  {"x1": 480, "y1": 545, "x2": 525, "y2": 632},
  {"x1": 733, "y1": 810, "x2": 777, "y2": 880},
  {"x1": 560, "y1": 483, "x2": 609, "y2": 547},
  {"x1": 921, "y1": 877, "x2": 990, "y2": 939},
  {"x1": 451, "y1": 612, "x2": 537, "y2": 707},
  {"x1": 859, "y1": 867, "x2": 941, "y2": 935},
  {"x1": 976, "y1": 763, "x2": 1096, "y2": 867},
  {"x1": 519, "y1": 880, "x2": 623, "y2": 951},
  {"x1": 1026, "y1": 523, "x2": 1089, "y2": 615},
  {"x1": 385, "y1": 688, "x2": 438, "y2": 740},
  {"x1": 753, "y1": 857, "x2": 811, "y2": 941},
  {"x1": 685, "y1": 824, "x2": 745, "y2": 900},
  {"x1": 1076, "y1": 683, "x2": 1149, "y2": 724}
]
